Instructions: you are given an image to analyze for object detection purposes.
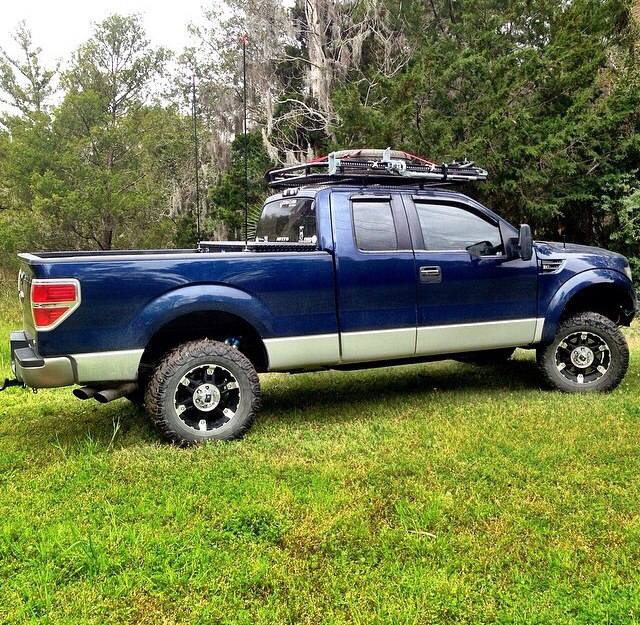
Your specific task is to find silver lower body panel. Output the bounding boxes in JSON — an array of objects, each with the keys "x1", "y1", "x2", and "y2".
[
  {"x1": 13, "y1": 345, "x2": 144, "y2": 389},
  {"x1": 264, "y1": 318, "x2": 545, "y2": 371}
]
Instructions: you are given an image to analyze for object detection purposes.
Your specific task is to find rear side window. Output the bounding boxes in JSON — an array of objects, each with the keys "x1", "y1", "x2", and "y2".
[
  {"x1": 415, "y1": 203, "x2": 502, "y2": 253},
  {"x1": 352, "y1": 201, "x2": 398, "y2": 251},
  {"x1": 256, "y1": 198, "x2": 317, "y2": 243}
]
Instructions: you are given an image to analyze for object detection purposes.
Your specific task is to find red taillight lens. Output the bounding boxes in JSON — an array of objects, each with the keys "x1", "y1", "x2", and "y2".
[
  {"x1": 31, "y1": 280, "x2": 80, "y2": 329},
  {"x1": 32, "y1": 283, "x2": 77, "y2": 303},
  {"x1": 33, "y1": 307, "x2": 69, "y2": 327}
]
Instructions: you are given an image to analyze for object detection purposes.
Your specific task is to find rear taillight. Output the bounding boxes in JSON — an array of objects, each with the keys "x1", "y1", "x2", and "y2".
[{"x1": 31, "y1": 279, "x2": 80, "y2": 331}]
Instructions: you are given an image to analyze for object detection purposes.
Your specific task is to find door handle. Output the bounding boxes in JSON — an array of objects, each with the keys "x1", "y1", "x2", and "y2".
[{"x1": 420, "y1": 266, "x2": 441, "y2": 283}]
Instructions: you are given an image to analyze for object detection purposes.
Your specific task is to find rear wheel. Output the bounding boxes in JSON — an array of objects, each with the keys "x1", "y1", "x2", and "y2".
[
  {"x1": 537, "y1": 312, "x2": 628, "y2": 393},
  {"x1": 146, "y1": 339, "x2": 261, "y2": 444}
]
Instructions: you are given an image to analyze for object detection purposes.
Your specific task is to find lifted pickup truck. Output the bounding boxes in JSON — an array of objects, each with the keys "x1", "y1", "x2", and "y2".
[{"x1": 5, "y1": 150, "x2": 636, "y2": 444}]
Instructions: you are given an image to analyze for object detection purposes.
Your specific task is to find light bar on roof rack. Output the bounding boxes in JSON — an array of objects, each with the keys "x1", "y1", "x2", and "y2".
[{"x1": 265, "y1": 148, "x2": 488, "y2": 189}]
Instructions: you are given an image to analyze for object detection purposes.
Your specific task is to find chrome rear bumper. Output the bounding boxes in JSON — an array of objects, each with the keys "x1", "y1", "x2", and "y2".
[
  {"x1": 11, "y1": 331, "x2": 75, "y2": 388},
  {"x1": 10, "y1": 331, "x2": 143, "y2": 389}
]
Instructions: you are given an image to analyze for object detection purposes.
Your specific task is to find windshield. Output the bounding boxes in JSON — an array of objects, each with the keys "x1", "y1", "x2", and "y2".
[{"x1": 255, "y1": 198, "x2": 317, "y2": 244}]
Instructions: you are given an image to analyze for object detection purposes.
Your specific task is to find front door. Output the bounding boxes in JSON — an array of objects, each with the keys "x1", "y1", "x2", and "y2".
[{"x1": 403, "y1": 196, "x2": 539, "y2": 356}]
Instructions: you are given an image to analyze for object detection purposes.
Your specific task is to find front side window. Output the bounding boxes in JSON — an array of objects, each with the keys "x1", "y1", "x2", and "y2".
[
  {"x1": 256, "y1": 198, "x2": 317, "y2": 243},
  {"x1": 352, "y1": 201, "x2": 398, "y2": 251},
  {"x1": 415, "y1": 203, "x2": 503, "y2": 254}
]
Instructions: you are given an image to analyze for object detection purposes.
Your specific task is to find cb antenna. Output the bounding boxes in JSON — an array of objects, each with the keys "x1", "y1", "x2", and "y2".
[
  {"x1": 191, "y1": 75, "x2": 201, "y2": 241},
  {"x1": 241, "y1": 33, "x2": 249, "y2": 250}
]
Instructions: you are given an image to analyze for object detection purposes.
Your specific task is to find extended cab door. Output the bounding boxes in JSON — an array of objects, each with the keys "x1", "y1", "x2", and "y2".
[
  {"x1": 403, "y1": 196, "x2": 539, "y2": 356},
  {"x1": 331, "y1": 191, "x2": 417, "y2": 363}
]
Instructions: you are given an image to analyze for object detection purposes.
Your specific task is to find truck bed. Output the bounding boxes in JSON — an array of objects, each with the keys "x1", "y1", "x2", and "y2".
[
  {"x1": 18, "y1": 246, "x2": 337, "y2": 359},
  {"x1": 19, "y1": 241, "x2": 317, "y2": 263}
]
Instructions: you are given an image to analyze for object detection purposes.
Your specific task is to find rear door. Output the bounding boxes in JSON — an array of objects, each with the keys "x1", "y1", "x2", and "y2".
[
  {"x1": 332, "y1": 191, "x2": 417, "y2": 363},
  {"x1": 403, "y1": 196, "x2": 539, "y2": 356}
]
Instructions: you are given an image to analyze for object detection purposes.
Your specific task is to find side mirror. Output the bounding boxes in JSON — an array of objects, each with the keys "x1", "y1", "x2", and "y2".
[
  {"x1": 518, "y1": 224, "x2": 533, "y2": 261},
  {"x1": 466, "y1": 241, "x2": 495, "y2": 257}
]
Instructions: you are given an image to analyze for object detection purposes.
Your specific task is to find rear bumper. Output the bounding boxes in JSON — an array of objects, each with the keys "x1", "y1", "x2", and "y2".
[
  {"x1": 11, "y1": 331, "x2": 75, "y2": 388},
  {"x1": 10, "y1": 331, "x2": 143, "y2": 389}
]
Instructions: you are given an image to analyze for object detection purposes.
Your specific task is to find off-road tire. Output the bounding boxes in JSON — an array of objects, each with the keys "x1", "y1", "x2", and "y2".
[
  {"x1": 537, "y1": 312, "x2": 628, "y2": 393},
  {"x1": 456, "y1": 347, "x2": 515, "y2": 366},
  {"x1": 146, "y1": 339, "x2": 261, "y2": 444}
]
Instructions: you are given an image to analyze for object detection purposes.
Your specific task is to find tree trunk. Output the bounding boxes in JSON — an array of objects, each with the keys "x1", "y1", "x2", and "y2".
[{"x1": 305, "y1": 0, "x2": 332, "y2": 137}]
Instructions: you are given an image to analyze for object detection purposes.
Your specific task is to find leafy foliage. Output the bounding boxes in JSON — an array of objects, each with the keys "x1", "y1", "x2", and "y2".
[
  {"x1": 332, "y1": 0, "x2": 640, "y2": 258},
  {"x1": 0, "y1": 1, "x2": 639, "y2": 266},
  {"x1": 207, "y1": 131, "x2": 274, "y2": 240}
]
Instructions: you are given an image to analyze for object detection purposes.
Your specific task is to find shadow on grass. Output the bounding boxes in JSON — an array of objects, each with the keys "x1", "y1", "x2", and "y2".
[
  {"x1": 2, "y1": 357, "x2": 542, "y2": 455},
  {"x1": 0, "y1": 392, "x2": 158, "y2": 457},
  {"x1": 260, "y1": 357, "x2": 543, "y2": 416}
]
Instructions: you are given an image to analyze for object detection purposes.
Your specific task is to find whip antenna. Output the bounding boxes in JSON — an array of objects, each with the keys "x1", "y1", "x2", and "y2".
[
  {"x1": 242, "y1": 34, "x2": 249, "y2": 250},
  {"x1": 191, "y1": 75, "x2": 201, "y2": 241}
]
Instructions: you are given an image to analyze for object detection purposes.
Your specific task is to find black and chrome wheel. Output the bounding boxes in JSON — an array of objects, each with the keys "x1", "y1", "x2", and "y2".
[
  {"x1": 537, "y1": 312, "x2": 629, "y2": 393},
  {"x1": 146, "y1": 339, "x2": 261, "y2": 444}
]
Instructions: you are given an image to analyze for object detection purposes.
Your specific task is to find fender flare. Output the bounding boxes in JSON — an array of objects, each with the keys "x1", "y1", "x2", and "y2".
[
  {"x1": 129, "y1": 284, "x2": 274, "y2": 347},
  {"x1": 541, "y1": 268, "x2": 634, "y2": 343}
]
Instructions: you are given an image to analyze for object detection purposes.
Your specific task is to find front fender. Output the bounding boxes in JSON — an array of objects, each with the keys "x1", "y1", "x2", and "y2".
[
  {"x1": 542, "y1": 269, "x2": 634, "y2": 343},
  {"x1": 130, "y1": 284, "x2": 275, "y2": 346}
]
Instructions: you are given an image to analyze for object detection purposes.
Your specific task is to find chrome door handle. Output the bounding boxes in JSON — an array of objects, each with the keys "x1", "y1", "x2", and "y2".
[{"x1": 420, "y1": 266, "x2": 441, "y2": 283}]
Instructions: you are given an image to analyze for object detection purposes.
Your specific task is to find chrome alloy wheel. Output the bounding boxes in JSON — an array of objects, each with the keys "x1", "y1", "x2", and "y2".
[
  {"x1": 173, "y1": 363, "x2": 241, "y2": 432},
  {"x1": 554, "y1": 331, "x2": 611, "y2": 385}
]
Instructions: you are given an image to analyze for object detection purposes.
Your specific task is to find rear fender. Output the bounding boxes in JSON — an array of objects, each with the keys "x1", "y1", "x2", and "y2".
[{"x1": 130, "y1": 284, "x2": 273, "y2": 346}]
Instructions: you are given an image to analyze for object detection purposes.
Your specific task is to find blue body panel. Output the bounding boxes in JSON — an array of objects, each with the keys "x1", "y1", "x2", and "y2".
[
  {"x1": 21, "y1": 188, "x2": 636, "y2": 361},
  {"x1": 400, "y1": 194, "x2": 539, "y2": 325},
  {"x1": 331, "y1": 191, "x2": 416, "y2": 332},
  {"x1": 33, "y1": 252, "x2": 338, "y2": 356},
  {"x1": 413, "y1": 251, "x2": 538, "y2": 325},
  {"x1": 534, "y1": 241, "x2": 636, "y2": 342}
]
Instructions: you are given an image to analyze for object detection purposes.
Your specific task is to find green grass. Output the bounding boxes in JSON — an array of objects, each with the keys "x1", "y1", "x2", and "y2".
[{"x1": 2, "y1": 283, "x2": 640, "y2": 624}]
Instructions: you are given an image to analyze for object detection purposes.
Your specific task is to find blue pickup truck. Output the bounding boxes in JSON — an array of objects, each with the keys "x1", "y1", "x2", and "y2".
[{"x1": 5, "y1": 150, "x2": 637, "y2": 444}]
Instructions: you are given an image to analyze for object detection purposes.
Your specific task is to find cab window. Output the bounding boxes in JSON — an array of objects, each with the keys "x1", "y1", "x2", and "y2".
[
  {"x1": 256, "y1": 198, "x2": 317, "y2": 243},
  {"x1": 415, "y1": 203, "x2": 503, "y2": 254},
  {"x1": 352, "y1": 200, "x2": 398, "y2": 251}
]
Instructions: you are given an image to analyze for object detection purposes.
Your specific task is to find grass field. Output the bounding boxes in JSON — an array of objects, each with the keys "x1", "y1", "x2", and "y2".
[{"x1": 1, "y1": 283, "x2": 640, "y2": 624}]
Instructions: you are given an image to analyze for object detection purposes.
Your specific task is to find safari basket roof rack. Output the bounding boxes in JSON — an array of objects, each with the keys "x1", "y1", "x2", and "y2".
[{"x1": 265, "y1": 148, "x2": 488, "y2": 189}]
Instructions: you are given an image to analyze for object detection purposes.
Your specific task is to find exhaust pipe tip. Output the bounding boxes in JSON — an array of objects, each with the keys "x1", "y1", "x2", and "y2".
[
  {"x1": 73, "y1": 386, "x2": 99, "y2": 400},
  {"x1": 94, "y1": 383, "x2": 138, "y2": 404},
  {"x1": 94, "y1": 391, "x2": 109, "y2": 404}
]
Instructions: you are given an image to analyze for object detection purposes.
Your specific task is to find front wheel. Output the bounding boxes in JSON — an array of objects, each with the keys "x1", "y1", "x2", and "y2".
[
  {"x1": 537, "y1": 312, "x2": 629, "y2": 393},
  {"x1": 146, "y1": 339, "x2": 261, "y2": 444}
]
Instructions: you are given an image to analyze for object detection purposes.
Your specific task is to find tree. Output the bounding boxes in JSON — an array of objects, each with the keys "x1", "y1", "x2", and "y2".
[
  {"x1": 331, "y1": 0, "x2": 640, "y2": 257},
  {"x1": 0, "y1": 21, "x2": 57, "y2": 117},
  {"x1": 34, "y1": 14, "x2": 173, "y2": 250},
  {"x1": 208, "y1": 130, "x2": 274, "y2": 240}
]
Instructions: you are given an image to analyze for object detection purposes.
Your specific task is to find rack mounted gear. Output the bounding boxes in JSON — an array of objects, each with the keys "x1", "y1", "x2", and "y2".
[{"x1": 265, "y1": 148, "x2": 488, "y2": 189}]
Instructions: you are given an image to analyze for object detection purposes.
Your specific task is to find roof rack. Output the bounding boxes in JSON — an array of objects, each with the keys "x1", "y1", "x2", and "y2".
[{"x1": 265, "y1": 148, "x2": 488, "y2": 189}]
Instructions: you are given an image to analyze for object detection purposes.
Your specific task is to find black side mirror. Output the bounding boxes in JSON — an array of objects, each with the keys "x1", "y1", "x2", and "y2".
[
  {"x1": 518, "y1": 224, "x2": 533, "y2": 261},
  {"x1": 466, "y1": 240, "x2": 495, "y2": 257}
]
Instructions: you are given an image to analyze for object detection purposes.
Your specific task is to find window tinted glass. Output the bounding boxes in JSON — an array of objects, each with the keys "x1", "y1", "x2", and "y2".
[
  {"x1": 353, "y1": 201, "x2": 398, "y2": 251},
  {"x1": 256, "y1": 198, "x2": 317, "y2": 243},
  {"x1": 415, "y1": 203, "x2": 502, "y2": 253}
]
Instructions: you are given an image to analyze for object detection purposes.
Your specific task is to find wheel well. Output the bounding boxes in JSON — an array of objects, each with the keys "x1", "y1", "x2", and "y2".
[
  {"x1": 139, "y1": 311, "x2": 269, "y2": 376},
  {"x1": 561, "y1": 283, "x2": 634, "y2": 325}
]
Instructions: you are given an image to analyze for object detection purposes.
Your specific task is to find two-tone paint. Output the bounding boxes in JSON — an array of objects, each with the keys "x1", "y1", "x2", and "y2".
[{"x1": 10, "y1": 187, "x2": 636, "y2": 388}]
